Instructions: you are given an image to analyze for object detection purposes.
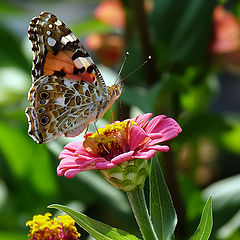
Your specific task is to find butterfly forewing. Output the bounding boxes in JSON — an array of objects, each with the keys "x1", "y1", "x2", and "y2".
[
  {"x1": 26, "y1": 12, "x2": 122, "y2": 143},
  {"x1": 28, "y1": 12, "x2": 107, "y2": 93}
]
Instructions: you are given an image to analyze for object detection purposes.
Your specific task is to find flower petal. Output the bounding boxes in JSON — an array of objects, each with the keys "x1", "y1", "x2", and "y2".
[
  {"x1": 134, "y1": 113, "x2": 153, "y2": 127},
  {"x1": 144, "y1": 115, "x2": 166, "y2": 133},
  {"x1": 57, "y1": 152, "x2": 107, "y2": 177},
  {"x1": 111, "y1": 150, "x2": 134, "y2": 164},
  {"x1": 144, "y1": 144, "x2": 170, "y2": 152},
  {"x1": 129, "y1": 125, "x2": 148, "y2": 150},
  {"x1": 145, "y1": 116, "x2": 182, "y2": 142},
  {"x1": 133, "y1": 149, "x2": 156, "y2": 160},
  {"x1": 95, "y1": 151, "x2": 134, "y2": 169},
  {"x1": 96, "y1": 161, "x2": 116, "y2": 169},
  {"x1": 64, "y1": 141, "x2": 81, "y2": 152}
]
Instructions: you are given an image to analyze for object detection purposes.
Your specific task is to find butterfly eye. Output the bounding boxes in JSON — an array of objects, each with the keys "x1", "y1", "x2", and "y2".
[
  {"x1": 40, "y1": 91, "x2": 50, "y2": 99},
  {"x1": 40, "y1": 115, "x2": 50, "y2": 125}
]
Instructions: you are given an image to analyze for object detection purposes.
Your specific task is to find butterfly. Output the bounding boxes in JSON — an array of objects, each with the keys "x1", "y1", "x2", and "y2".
[{"x1": 26, "y1": 12, "x2": 122, "y2": 144}]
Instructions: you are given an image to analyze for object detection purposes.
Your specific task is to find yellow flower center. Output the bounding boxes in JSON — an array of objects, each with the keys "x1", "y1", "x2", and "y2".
[{"x1": 87, "y1": 120, "x2": 136, "y2": 155}]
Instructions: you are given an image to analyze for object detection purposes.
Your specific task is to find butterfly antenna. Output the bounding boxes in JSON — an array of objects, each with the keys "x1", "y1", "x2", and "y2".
[
  {"x1": 120, "y1": 56, "x2": 151, "y2": 83},
  {"x1": 114, "y1": 51, "x2": 129, "y2": 85}
]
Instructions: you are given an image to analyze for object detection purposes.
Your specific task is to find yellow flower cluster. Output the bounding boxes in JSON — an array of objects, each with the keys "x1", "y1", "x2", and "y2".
[
  {"x1": 26, "y1": 212, "x2": 80, "y2": 240},
  {"x1": 89, "y1": 120, "x2": 136, "y2": 148}
]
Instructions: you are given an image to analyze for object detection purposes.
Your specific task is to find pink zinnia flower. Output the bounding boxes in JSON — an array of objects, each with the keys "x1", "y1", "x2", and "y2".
[{"x1": 57, "y1": 113, "x2": 182, "y2": 179}]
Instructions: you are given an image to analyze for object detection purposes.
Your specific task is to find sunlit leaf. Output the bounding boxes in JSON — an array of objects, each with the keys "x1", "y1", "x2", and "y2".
[
  {"x1": 221, "y1": 118, "x2": 240, "y2": 154},
  {"x1": 189, "y1": 197, "x2": 213, "y2": 240},
  {"x1": 217, "y1": 209, "x2": 240, "y2": 239},
  {"x1": 203, "y1": 174, "x2": 240, "y2": 214},
  {"x1": 49, "y1": 204, "x2": 140, "y2": 240}
]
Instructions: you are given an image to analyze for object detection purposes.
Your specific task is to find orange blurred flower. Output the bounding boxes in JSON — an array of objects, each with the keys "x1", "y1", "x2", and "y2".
[
  {"x1": 86, "y1": 0, "x2": 153, "y2": 66},
  {"x1": 210, "y1": 5, "x2": 240, "y2": 54},
  {"x1": 85, "y1": 33, "x2": 124, "y2": 66},
  {"x1": 210, "y1": 6, "x2": 240, "y2": 74},
  {"x1": 85, "y1": 0, "x2": 126, "y2": 66},
  {"x1": 94, "y1": 0, "x2": 125, "y2": 28}
]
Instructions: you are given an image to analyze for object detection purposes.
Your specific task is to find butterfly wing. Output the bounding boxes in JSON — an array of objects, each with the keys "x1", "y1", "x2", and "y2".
[
  {"x1": 28, "y1": 12, "x2": 107, "y2": 93},
  {"x1": 26, "y1": 75, "x2": 109, "y2": 143},
  {"x1": 26, "y1": 12, "x2": 113, "y2": 143}
]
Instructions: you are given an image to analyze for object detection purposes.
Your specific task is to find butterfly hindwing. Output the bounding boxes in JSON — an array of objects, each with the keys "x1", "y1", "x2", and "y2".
[{"x1": 26, "y1": 75, "x2": 106, "y2": 143}]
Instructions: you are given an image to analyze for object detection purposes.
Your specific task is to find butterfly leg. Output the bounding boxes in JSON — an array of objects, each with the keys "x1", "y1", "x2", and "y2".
[
  {"x1": 110, "y1": 107, "x2": 115, "y2": 123},
  {"x1": 94, "y1": 122, "x2": 109, "y2": 153},
  {"x1": 84, "y1": 124, "x2": 89, "y2": 135}
]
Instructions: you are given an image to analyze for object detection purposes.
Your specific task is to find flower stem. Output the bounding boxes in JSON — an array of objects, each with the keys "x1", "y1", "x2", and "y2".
[{"x1": 127, "y1": 187, "x2": 158, "y2": 240}]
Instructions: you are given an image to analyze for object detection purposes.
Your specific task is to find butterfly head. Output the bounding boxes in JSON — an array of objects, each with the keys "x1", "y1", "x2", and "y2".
[{"x1": 107, "y1": 82, "x2": 123, "y2": 104}]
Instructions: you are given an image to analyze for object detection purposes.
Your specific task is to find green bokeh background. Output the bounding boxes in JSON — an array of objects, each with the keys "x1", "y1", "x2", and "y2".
[{"x1": 0, "y1": 0, "x2": 240, "y2": 239}]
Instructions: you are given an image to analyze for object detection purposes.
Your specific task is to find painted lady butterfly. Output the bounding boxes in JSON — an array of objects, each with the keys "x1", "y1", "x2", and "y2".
[{"x1": 26, "y1": 12, "x2": 122, "y2": 144}]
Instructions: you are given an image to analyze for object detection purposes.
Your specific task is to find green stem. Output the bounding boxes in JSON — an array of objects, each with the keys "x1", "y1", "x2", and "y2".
[{"x1": 127, "y1": 187, "x2": 158, "y2": 240}]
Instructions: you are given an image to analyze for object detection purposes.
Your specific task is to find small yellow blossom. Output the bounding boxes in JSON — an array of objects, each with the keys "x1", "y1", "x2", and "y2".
[{"x1": 26, "y1": 212, "x2": 80, "y2": 240}]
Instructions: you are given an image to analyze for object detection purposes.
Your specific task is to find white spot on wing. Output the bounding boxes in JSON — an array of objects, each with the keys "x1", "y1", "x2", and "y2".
[
  {"x1": 61, "y1": 36, "x2": 69, "y2": 45},
  {"x1": 61, "y1": 33, "x2": 77, "y2": 45},
  {"x1": 46, "y1": 30, "x2": 51, "y2": 36},
  {"x1": 73, "y1": 57, "x2": 92, "y2": 69},
  {"x1": 44, "y1": 84, "x2": 54, "y2": 90},
  {"x1": 64, "y1": 79, "x2": 74, "y2": 88},
  {"x1": 55, "y1": 19, "x2": 62, "y2": 26},
  {"x1": 54, "y1": 97, "x2": 65, "y2": 106},
  {"x1": 47, "y1": 37, "x2": 56, "y2": 47},
  {"x1": 73, "y1": 58, "x2": 84, "y2": 68}
]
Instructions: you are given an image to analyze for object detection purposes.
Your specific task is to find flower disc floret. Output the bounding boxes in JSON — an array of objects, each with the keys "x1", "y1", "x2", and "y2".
[{"x1": 86, "y1": 121, "x2": 136, "y2": 155}]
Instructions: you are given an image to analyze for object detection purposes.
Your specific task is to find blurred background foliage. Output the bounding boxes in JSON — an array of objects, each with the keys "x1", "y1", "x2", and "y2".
[{"x1": 0, "y1": 0, "x2": 240, "y2": 239}]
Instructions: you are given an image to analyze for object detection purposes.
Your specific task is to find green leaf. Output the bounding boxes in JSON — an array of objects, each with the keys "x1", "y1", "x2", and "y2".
[
  {"x1": 0, "y1": 120, "x2": 58, "y2": 196},
  {"x1": 221, "y1": 117, "x2": 240, "y2": 154},
  {"x1": 189, "y1": 197, "x2": 213, "y2": 240},
  {"x1": 70, "y1": 19, "x2": 113, "y2": 37},
  {"x1": 149, "y1": 156, "x2": 177, "y2": 240},
  {"x1": 0, "y1": 231, "x2": 25, "y2": 240},
  {"x1": 49, "y1": 204, "x2": 140, "y2": 240}
]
